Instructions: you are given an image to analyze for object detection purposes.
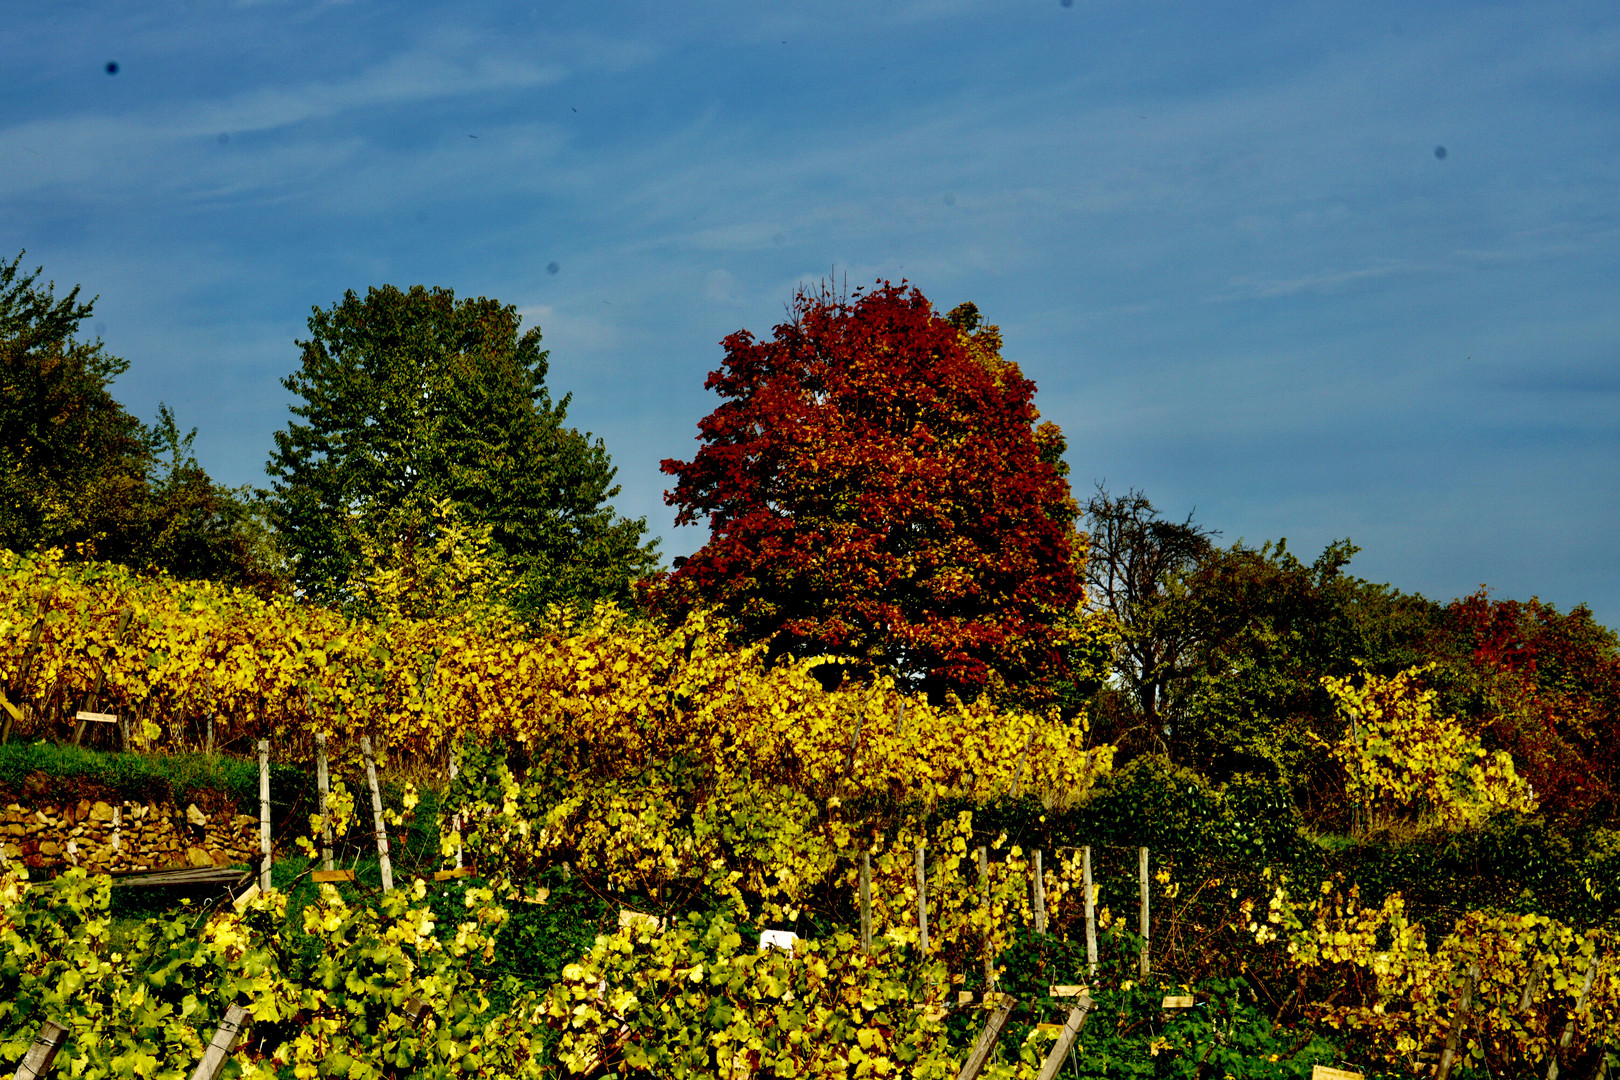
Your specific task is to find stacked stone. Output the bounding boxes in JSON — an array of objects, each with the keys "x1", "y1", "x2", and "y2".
[{"x1": 0, "y1": 799, "x2": 262, "y2": 873}]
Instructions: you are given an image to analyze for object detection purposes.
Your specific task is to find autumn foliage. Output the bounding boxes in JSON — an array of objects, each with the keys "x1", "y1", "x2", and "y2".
[{"x1": 657, "y1": 283, "x2": 1084, "y2": 700}]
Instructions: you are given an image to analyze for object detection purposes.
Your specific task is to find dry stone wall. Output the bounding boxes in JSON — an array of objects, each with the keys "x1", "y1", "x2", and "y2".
[{"x1": 0, "y1": 798, "x2": 261, "y2": 874}]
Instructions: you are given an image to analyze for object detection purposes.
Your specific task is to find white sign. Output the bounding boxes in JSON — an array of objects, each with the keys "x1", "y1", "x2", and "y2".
[{"x1": 758, "y1": 929, "x2": 798, "y2": 955}]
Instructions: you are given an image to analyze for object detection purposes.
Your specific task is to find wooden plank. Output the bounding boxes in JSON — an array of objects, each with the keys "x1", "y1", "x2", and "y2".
[
  {"x1": 74, "y1": 711, "x2": 118, "y2": 724},
  {"x1": 312, "y1": 869, "x2": 355, "y2": 883},
  {"x1": 1050, "y1": 985, "x2": 1088, "y2": 998},
  {"x1": 618, "y1": 908, "x2": 665, "y2": 933},
  {"x1": 1311, "y1": 1067, "x2": 1365, "y2": 1080},
  {"x1": 232, "y1": 883, "x2": 260, "y2": 911},
  {"x1": 956, "y1": 995, "x2": 1017, "y2": 1080},
  {"x1": 1163, "y1": 995, "x2": 1195, "y2": 1009},
  {"x1": 14, "y1": 1019, "x2": 67, "y2": 1080},
  {"x1": 432, "y1": 867, "x2": 473, "y2": 881},
  {"x1": 189, "y1": 1004, "x2": 250, "y2": 1080},
  {"x1": 1036, "y1": 995, "x2": 1093, "y2": 1080}
]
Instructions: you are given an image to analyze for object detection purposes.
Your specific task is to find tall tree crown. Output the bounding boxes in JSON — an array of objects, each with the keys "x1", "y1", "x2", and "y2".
[{"x1": 659, "y1": 282, "x2": 1084, "y2": 699}]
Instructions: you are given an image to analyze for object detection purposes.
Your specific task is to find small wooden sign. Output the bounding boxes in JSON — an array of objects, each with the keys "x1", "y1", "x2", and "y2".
[
  {"x1": 433, "y1": 867, "x2": 475, "y2": 881},
  {"x1": 75, "y1": 711, "x2": 118, "y2": 724},
  {"x1": 1033, "y1": 1023, "x2": 1063, "y2": 1034},
  {"x1": 1311, "y1": 1068, "x2": 1364, "y2": 1080},
  {"x1": 1162, "y1": 995, "x2": 1195, "y2": 1009},
  {"x1": 401, "y1": 996, "x2": 433, "y2": 1028},
  {"x1": 231, "y1": 883, "x2": 260, "y2": 911},
  {"x1": 758, "y1": 929, "x2": 797, "y2": 956},
  {"x1": 312, "y1": 869, "x2": 356, "y2": 883},
  {"x1": 1050, "y1": 985, "x2": 1089, "y2": 998}
]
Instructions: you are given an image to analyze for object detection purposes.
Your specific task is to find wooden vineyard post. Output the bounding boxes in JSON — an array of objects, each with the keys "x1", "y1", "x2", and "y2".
[
  {"x1": 1013, "y1": 731, "x2": 1033, "y2": 798},
  {"x1": 14, "y1": 1020, "x2": 67, "y2": 1080},
  {"x1": 956, "y1": 995, "x2": 1017, "y2": 1080},
  {"x1": 1138, "y1": 847, "x2": 1150, "y2": 980},
  {"x1": 1518, "y1": 956, "x2": 1546, "y2": 1014},
  {"x1": 1, "y1": 613, "x2": 46, "y2": 746},
  {"x1": 860, "y1": 850, "x2": 872, "y2": 955},
  {"x1": 362, "y1": 736, "x2": 393, "y2": 892},
  {"x1": 205, "y1": 715, "x2": 214, "y2": 756},
  {"x1": 315, "y1": 733, "x2": 333, "y2": 872},
  {"x1": 190, "y1": 1004, "x2": 251, "y2": 1080},
  {"x1": 258, "y1": 740, "x2": 272, "y2": 892},
  {"x1": 978, "y1": 846, "x2": 993, "y2": 988},
  {"x1": 1437, "y1": 962, "x2": 1480, "y2": 1080},
  {"x1": 448, "y1": 752, "x2": 463, "y2": 871},
  {"x1": 1033, "y1": 849, "x2": 1047, "y2": 935},
  {"x1": 1082, "y1": 845, "x2": 1097, "y2": 978},
  {"x1": 916, "y1": 841, "x2": 928, "y2": 952},
  {"x1": 73, "y1": 608, "x2": 131, "y2": 746},
  {"x1": 1547, "y1": 951, "x2": 1600, "y2": 1080},
  {"x1": 1036, "y1": 992, "x2": 1094, "y2": 1080},
  {"x1": 844, "y1": 701, "x2": 864, "y2": 776}
]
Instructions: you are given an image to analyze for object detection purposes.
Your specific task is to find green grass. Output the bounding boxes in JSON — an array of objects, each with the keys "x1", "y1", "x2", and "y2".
[{"x1": 0, "y1": 738, "x2": 309, "y2": 816}]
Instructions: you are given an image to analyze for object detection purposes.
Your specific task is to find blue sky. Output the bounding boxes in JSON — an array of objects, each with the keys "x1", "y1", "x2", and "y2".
[{"x1": 5, "y1": 0, "x2": 1618, "y2": 625}]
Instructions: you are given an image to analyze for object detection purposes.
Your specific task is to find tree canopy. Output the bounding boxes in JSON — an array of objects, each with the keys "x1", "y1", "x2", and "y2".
[
  {"x1": 0, "y1": 251, "x2": 270, "y2": 586},
  {"x1": 657, "y1": 282, "x2": 1086, "y2": 700},
  {"x1": 265, "y1": 284, "x2": 657, "y2": 613}
]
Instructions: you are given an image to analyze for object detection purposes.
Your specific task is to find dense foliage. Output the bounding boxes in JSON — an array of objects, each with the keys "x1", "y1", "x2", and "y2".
[
  {"x1": 266, "y1": 284, "x2": 657, "y2": 614},
  {"x1": 0, "y1": 252, "x2": 269, "y2": 587},
  {"x1": 658, "y1": 285, "x2": 1087, "y2": 702}
]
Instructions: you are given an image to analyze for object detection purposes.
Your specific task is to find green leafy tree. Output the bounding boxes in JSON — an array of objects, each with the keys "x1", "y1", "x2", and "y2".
[
  {"x1": 266, "y1": 284, "x2": 657, "y2": 611},
  {"x1": 0, "y1": 251, "x2": 271, "y2": 586}
]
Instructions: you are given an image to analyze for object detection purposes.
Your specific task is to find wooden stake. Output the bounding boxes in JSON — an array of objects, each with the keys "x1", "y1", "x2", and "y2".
[
  {"x1": 14, "y1": 1019, "x2": 67, "y2": 1080},
  {"x1": 1013, "y1": 731, "x2": 1034, "y2": 798},
  {"x1": 1518, "y1": 956, "x2": 1546, "y2": 1013},
  {"x1": 1083, "y1": 845, "x2": 1097, "y2": 978},
  {"x1": 362, "y1": 736, "x2": 393, "y2": 892},
  {"x1": 844, "y1": 701, "x2": 864, "y2": 776},
  {"x1": 1547, "y1": 952, "x2": 1600, "y2": 1080},
  {"x1": 258, "y1": 740, "x2": 272, "y2": 892},
  {"x1": 1033, "y1": 849, "x2": 1047, "y2": 935},
  {"x1": 978, "y1": 846, "x2": 993, "y2": 988},
  {"x1": 1, "y1": 613, "x2": 46, "y2": 746},
  {"x1": 205, "y1": 715, "x2": 214, "y2": 756},
  {"x1": 448, "y1": 751, "x2": 463, "y2": 871},
  {"x1": 315, "y1": 733, "x2": 333, "y2": 872},
  {"x1": 1036, "y1": 994, "x2": 1093, "y2": 1080},
  {"x1": 1138, "y1": 847, "x2": 1150, "y2": 979},
  {"x1": 1437, "y1": 962, "x2": 1480, "y2": 1080},
  {"x1": 915, "y1": 840, "x2": 928, "y2": 952},
  {"x1": 189, "y1": 1004, "x2": 250, "y2": 1080},
  {"x1": 956, "y1": 995, "x2": 1017, "y2": 1080},
  {"x1": 860, "y1": 850, "x2": 872, "y2": 955}
]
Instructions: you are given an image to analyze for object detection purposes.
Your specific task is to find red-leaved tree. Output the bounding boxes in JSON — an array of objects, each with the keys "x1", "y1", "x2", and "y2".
[{"x1": 655, "y1": 282, "x2": 1084, "y2": 701}]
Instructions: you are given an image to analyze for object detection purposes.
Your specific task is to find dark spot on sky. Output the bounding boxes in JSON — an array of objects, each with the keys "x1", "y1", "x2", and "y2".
[
  {"x1": 944, "y1": 193, "x2": 956, "y2": 206},
  {"x1": 105, "y1": 61, "x2": 118, "y2": 75},
  {"x1": 217, "y1": 133, "x2": 229, "y2": 144},
  {"x1": 468, "y1": 134, "x2": 478, "y2": 139},
  {"x1": 1060, "y1": 0, "x2": 1074, "y2": 7},
  {"x1": 1434, "y1": 145, "x2": 1447, "y2": 160},
  {"x1": 571, "y1": 106, "x2": 577, "y2": 113},
  {"x1": 546, "y1": 262, "x2": 560, "y2": 275}
]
